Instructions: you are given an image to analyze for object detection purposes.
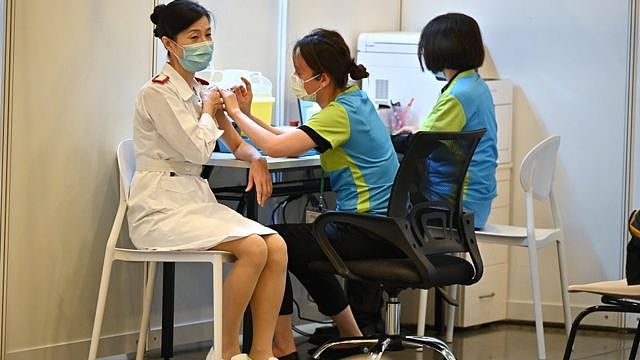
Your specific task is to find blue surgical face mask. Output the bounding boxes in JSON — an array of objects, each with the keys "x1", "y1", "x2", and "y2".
[
  {"x1": 432, "y1": 70, "x2": 447, "y2": 81},
  {"x1": 172, "y1": 40, "x2": 214, "y2": 73}
]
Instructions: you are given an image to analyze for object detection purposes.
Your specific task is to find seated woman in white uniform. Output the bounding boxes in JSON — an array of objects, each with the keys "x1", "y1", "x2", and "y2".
[{"x1": 126, "y1": 2, "x2": 287, "y2": 360}]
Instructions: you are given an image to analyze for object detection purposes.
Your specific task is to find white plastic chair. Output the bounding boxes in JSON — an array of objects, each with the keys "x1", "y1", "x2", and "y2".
[
  {"x1": 416, "y1": 135, "x2": 571, "y2": 359},
  {"x1": 88, "y1": 139, "x2": 234, "y2": 360}
]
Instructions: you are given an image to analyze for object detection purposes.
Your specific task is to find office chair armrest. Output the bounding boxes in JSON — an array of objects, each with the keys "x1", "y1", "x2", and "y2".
[
  {"x1": 462, "y1": 212, "x2": 483, "y2": 284},
  {"x1": 312, "y1": 211, "x2": 437, "y2": 283}
]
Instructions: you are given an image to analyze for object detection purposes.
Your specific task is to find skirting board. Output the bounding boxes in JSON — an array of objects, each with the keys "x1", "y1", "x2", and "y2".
[
  {"x1": 507, "y1": 300, "x2": 622, "y2": 328},
  {"x1": 6, "y1": 322, "x2": 326, "y2": 360},
  {"x1": 405, "y1": 297, "x2": 633, "y2": 330},
  {"x1": 6, "y1": 320, "x2": 215, "y2": 360}
]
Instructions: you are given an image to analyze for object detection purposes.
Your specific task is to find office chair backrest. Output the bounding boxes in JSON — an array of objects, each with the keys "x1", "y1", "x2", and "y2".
[
  {"x1": 387, "y1": 130, "x2": 485, "y2": 273},
  {"x1": 520, "y1": 136, "x2": 560, "y2": 201},
  {"x1": 117, "y1": 139, "x2": 136, "y2": 202}
]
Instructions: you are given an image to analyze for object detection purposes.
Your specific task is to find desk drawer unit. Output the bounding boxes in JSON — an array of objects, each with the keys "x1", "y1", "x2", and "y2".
[{"x1": 456, "y1": 263, "x2": 508, "y2": 327}]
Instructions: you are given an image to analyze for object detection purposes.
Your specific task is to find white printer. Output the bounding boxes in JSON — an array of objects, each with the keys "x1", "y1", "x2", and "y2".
[{"x1": 356, "y1": 32, "x2": 443, "y2": 125}]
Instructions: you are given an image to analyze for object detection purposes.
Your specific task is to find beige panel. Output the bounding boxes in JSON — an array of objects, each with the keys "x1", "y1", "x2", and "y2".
[
  {"x1": 285, "y1": 0, "x2": 401, "y2": 122},
  {"x1": 6, "y1": 0, "x2": 153, "y2": 356}
]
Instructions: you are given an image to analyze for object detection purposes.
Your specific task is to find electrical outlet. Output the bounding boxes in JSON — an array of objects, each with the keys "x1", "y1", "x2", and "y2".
[
  {"x1": 626, "y1": 313, "x2": 640, "y2": 329},
  {"x1": 147, "y1": 333, "x2": 161, "y2": 348}
]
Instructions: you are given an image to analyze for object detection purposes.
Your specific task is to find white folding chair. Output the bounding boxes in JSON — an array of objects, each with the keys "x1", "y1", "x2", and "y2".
[
  {"x1": 416, "y1": 135, "x2": 571, "y2": 359},
  {"x1": 88, "y1": 139, "x2": 234, "y2": 360}
]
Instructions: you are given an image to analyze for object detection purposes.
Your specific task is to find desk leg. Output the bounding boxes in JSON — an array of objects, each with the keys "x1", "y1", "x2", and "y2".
[
  {"x1": 434, "y1": 290, "x2": 444, "y2": 335},
  {"x1": 245, "y1": 188, "x2": 258, "y2": 219},
  {"x1": 242, "y1": 181, "x2": 258, "y2": 353},
  {"x1": 161, "y1": 262, "x2": 175, "y2": 359}
]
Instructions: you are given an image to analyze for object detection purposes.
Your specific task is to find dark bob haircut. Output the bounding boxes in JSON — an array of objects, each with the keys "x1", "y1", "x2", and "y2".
[
  {"x1": 150, "y1": 0, "x2": 211, "y2": 40},
  {"x1": 294, "y1": 28, "x2": 369, "y2": 89},
  {"x1": 418, "y1": 13, "x2": 485, "y2": 73}
]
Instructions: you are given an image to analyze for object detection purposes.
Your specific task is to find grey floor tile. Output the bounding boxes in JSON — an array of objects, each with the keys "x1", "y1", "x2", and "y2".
[{"x1": 142, "y1": 323, "x2": 637, "y2": 360}]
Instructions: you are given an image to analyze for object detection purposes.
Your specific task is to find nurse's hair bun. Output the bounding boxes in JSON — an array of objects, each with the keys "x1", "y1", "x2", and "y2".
[
  {"x1": 149, "y1": 4, "x2": 167, "y2": 37},
  {"x1": 349, "y1": 62, "x2": 369, "y2": 81}
]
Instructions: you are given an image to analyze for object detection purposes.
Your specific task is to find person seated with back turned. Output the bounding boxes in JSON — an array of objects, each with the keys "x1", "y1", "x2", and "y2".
[
  {"x1": 413, "y1": 12, "x2": 498, "y2": 229},
  {"x1": 219, "y1": 28, "x2": 402, "y2": 359}
]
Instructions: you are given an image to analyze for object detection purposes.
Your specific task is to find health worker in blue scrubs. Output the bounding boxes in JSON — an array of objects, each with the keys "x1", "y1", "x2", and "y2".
[
  {"x1": 417, "y1": 13, "x2": 498, "y2": 228},
  {"x1": 220, "y1": 28, "x2": 401, "y2": 360}
]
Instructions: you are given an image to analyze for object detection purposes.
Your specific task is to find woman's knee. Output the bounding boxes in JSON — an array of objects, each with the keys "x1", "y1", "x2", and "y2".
[
  {"x1": 231, "y1": 234, "x2": 268, "y2": 267},
  {"x1": 264, "y1": 234, "x2": 288, "y2": 270}
]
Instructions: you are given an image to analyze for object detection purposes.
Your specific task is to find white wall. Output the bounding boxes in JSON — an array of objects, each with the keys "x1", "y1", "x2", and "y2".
[
  {"x1": 3, "y1": 0, "x2": 153, "y2": 358},
  {"x1": 284, "y1": 0, "x2": 402, "y2": 123},
  {"x1": 403, "y1": 1, "x2": 630, "y2": 321},
  {"x1": 155, "y1": 0, "x2": 280, "y2": 80}
]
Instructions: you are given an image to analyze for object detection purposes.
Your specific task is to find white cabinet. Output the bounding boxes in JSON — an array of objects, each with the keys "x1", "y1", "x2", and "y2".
[
  {"x1": 489, "y1": 79, "x2": 513, "y2": 165},
  {"x1": 456, "y1": 79, "x2": 512, "y2": 327}
]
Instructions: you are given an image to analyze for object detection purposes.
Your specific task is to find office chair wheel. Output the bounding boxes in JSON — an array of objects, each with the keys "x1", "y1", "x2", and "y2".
[
  {"x1": 404, "y1": 335, "x2": 456, "y2": 360},
  {"x1": 311, "y1": 337, "x2": 378, "y2": 359}
]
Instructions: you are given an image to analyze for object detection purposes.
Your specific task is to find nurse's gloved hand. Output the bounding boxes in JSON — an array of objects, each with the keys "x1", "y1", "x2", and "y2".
[
  {"x1": 246, "y1": 157, "x2": 272, "y2": 206},
  {"x1": 230, "y1": 77, "x2": 253, "y2": 116}
]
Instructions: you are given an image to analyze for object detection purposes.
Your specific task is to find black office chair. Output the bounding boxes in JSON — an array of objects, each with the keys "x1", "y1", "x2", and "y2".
[{"x1": 310, "y1": 130, "x2": 486, "y2": 360}]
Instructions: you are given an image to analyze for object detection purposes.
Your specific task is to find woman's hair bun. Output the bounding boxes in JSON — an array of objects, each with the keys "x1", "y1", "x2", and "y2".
[
  {"x1": 150, "y1": 4, "x2": 166, "y2": 25},
  {"x1": 349, "y1": 62, "x2": 369, "y2": 80}
]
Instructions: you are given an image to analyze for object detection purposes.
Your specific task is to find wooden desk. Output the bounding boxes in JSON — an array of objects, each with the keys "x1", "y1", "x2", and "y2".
[{"x1": 161, "y1": 153, "x2": 322, "y2": 359}]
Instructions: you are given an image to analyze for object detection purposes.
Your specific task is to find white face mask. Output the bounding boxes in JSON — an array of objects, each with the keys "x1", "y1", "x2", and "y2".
[{"x1": 290, "y1": 72, "x2": 322, "y2": 101}]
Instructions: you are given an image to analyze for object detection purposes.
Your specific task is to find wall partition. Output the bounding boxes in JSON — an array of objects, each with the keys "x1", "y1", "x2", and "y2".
[
  {"x1": 1, "y1": 0, "x2": 153, "y2": 359},
  {"x1": 1, "y1": 1, "x2": 8, "y2": 358}
]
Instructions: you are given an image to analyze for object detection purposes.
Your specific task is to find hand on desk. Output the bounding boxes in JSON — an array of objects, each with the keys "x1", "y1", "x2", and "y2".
[{"x1": 246, "y1": 157, "x2": 272, "y2": 206}]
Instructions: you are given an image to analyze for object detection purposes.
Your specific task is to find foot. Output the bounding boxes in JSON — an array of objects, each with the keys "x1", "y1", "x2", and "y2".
[
  {"x1": 207, "y1": 348, "x2": 252, "y2": 360},
  {"x1": 230, "y1": 354, "x2": 251, "y2": 360},
  {"x1": 206, "y1": 347, "x2": 219, "y2": 360}
]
